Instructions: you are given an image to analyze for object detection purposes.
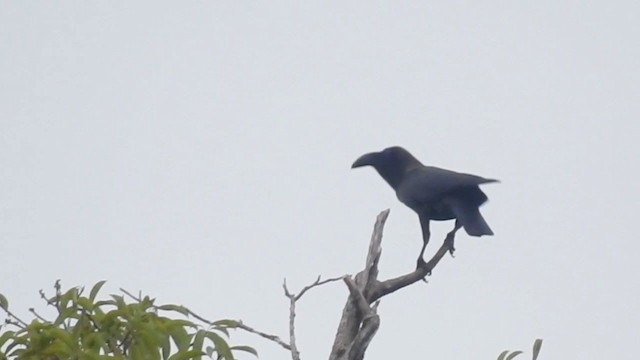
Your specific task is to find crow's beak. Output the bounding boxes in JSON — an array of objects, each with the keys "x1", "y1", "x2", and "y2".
[{"x1": 351, "y1": 152, "x2": 379, "y2": 169}]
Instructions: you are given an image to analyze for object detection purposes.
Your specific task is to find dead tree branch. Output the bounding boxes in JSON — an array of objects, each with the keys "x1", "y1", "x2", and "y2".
[
  {"x1": 369, "y1": 234, "x2": 453, "y2": 302},
  {"x1": 234, "y1": 209, "x2": 457, "y2": 360},
  {"x1": 235, "y1": 320, "x2": 292, "y2": 351},
  {"x1": 328, "y1": 209, "x2": 389, "y2": 360},
  {"x1": 328, "y1": 209, "x2": 456, "y2": 360},
  {"x1": 235, "y1": 275, "x2": 343, "y2": 359},
  {"x1": 283, "y1": 276, "x2": 344, "y2": 360},
  {"x1": 343, "y1": 276, "x2": 380, "y2": 360}
]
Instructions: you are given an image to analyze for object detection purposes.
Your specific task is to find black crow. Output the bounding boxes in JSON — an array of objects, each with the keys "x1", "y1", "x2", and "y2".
[{"x1": 351, "y1": 146, "x2": 497, "y2": 267}]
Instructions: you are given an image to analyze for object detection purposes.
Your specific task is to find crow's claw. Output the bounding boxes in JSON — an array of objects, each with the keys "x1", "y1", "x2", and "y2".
[{"x1": 417, "y1": 257, "x2": 432, "y2": 283}]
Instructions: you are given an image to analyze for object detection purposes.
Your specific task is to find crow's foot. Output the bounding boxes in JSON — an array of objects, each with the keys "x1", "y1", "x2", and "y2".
[
  {"x1": 444, "y1": 234, "x2": 456, "y2": 257},
  {"x1": 416, "y1": 257, "x2": 427, "y2": 270},
  {"x1": 416, "y1": 257, "x2": 432, "y2": 280}
]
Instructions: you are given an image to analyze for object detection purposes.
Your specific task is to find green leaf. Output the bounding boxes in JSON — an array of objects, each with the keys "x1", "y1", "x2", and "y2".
[
  {"x1": 210, "y1": 320, "x2": 236, "y2": 337},
  {"x1": 110, "y1": 295, "x2": 126, "y2": 309},
  {"x1": 53, "y1": 306, "x2": 78, "y2": 326},
  {"x1": 204, "y1": 331, "x2": 233, "y2": 360},
  {"x1": 162, "y1": 335, "x2": 172, "y2": 360},
  {"x1": 101, "y1": 308, "x2": 128, "y2": 325},
  {"x1": 69, "y1": 287, "x2": 80, "y2": 303},
  {"x1": 79, "y1": 350, "x2": 107, "y2": 360},
  {"x1": 0, "y1": 283, "x2": 252, "y2": 360},
  {"x1": 134, "y1": 335, "x2": 162, "y2": 360},
  {"x1": 77, "y1": 297, "x2": 94, "y2": 311},
  {"x1": 211, "y1": 320, "x2": 238, "y2": 328},
  {"x1": 168, "y1": 350, "x2": 207, "y2": 360},
  {"x1": 166, "y1": 319, "x2": 197, "y2": 329},
  {"x1": 157, "y1": 304, "x2": 190, "y2": 317},
  {"x1": 130, "y1": 342, "x2": 152, "y2": 360},
  {"x1": 94, "y1": 299, "x2": 117, "y2": 307},
  {"x1": 230, "y1": 345, "x2": 258, "y2": 357},
  {"x1": 139, "y1": 327, "x2": 164, "y2": 354},
  {"x1": 212, "y1": 326, "x2": 229, "y2": 337},
  {"x1": 43, "y1": 339, "x2": 74, "y2": 358},
  {"x1": 192, "y1": 329, "x2": 206, "y2": 359},
  {"x1": 532, "y1": 339, "x2": 543, "y2": 360},
  {"x1": 0, "y1": 331, "x2": 15, "y2": 347},
  {"x1": 497, "y1": 350, "x2": 509, "y2": 360},
  {"x1": 7, "y1": 347, "x2": 25, "y2": 358},
  {"x1": 55, "y1": 287, "x2": 77, "y2": 313},
  {"x1": 49, "y1": 327, "x2": 77, "y2": 349},
  {"x1": 0, "y1": 293, "x2": 8, "y2": 310},
  {"x1": 89, "y1": 281, "x2": 107, "y2": 302},
  {"x1": 505, "y1": 350, "x2": 523, "y2": 360},
  {"x1": 82, "y1": 332, "x2": 106, "y2": 352},
  {"x1": 171, "y1": 326, "x2": 191, "y2": 352}
]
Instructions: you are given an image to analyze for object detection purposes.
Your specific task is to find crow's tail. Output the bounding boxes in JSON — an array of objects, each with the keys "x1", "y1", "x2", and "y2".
[{"x1": 449, "y1": 200, "x2": 494, "y2": 237}]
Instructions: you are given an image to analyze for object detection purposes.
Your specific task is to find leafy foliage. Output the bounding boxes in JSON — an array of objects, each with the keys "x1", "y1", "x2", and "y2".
[
  {"x1": 497, "y1": 339, "x2": 543, "y2": 360},
  {"x1": 0, "y1": 281, "x2": 257, "y2": 360}
]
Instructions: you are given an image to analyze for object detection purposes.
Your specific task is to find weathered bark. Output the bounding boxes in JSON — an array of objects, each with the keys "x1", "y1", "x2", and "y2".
[
  {"x1": 328, "y1": 209, "x2": 455, "y2": 360},
  {"x1": 328, "y1": 209, "x2": 389, "y2": 360},
  {"x1": 236, "y1": 209, "x2": 457, "y2": 360}
]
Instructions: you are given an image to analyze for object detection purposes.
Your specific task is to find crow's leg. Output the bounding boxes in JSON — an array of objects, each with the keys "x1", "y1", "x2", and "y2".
[
  {"x1": 416, "y1": 215, "x2": 431, "y2": 269},
  {"x1": 445, "y1": 219, "x2": 463, "y2": 256}
]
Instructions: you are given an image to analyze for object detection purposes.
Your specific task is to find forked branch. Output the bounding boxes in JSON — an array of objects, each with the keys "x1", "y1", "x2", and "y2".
[{"x1": 329, "y1": 209, "x2": 456, "y2": 360}]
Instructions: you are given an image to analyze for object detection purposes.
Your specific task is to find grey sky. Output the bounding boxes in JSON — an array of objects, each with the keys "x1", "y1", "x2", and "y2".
[{"x1": 1, "y1": 2, "x2": 639, "y2": 359}]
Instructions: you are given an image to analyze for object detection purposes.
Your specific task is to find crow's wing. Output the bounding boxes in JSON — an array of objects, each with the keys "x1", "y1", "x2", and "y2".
[{"x1": 397, "y1": 166, "x2": 498, "y2": 206}]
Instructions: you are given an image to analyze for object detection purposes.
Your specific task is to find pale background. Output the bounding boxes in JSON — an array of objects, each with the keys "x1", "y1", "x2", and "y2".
[{"x1": 2, "y1": 2, "x2": 639, "y2": 359}]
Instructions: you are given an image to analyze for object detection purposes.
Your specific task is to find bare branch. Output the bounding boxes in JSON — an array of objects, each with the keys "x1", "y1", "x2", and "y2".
[
  {"x1": 295, "y1": 276, "x2": 344, "y2": 301},
  {"x1": 329, "y1": 209, "x2": 457, "y2": 360},
  {"x1": 356, "y1": 210, "x2": 389, "y2": 290},
  {"x1": 120, "y1": 288, "x2": 141, "y2": 302},
  {"x1": 283, "y1": 279, "x2": 293, "y2": 297},
  {"x1": 235, "y1": 320, "x2": 292, "y2": 351},
  {"x1": 342, "y1": 277, "x2": 370, "y2": 316},
  {"x1": 1, "y1": 308, "x2": 28, "y2": 328},
  {"x1": 126, "y1": 288, "x2": 295, "y2": 353},
  {"x1": 28, "y1": 308, "x2": 47, "y2": 322},
  {"x1": 282, "y1": 280, "x2": 301, "y2": 360},
  {"x1": 343, "y1": 276, "x2": 380, "y2": 360},
  {"x1": 329, "y1": 209, "x2": 389, "y2": 360},
  {"x1": 283, "y1": 275, "x2": 345, "y2": 360},
  {"x1": 369, "y1": 236, "x2": 453, "y2": 302},
  {"x1": 236, "y1": 209, "x2": 456, "y2": 360}
]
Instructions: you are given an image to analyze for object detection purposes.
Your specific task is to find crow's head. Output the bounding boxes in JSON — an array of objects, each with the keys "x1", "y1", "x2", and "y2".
[
  {"x1": 351, "y1": 146, "x2": 421, "y2": 188},
  {"x1": 351, "y1": 146, "x2": 418, "y2": 169}
]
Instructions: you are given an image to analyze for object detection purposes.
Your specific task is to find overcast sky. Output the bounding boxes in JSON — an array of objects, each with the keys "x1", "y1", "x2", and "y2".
[{"x1": 1, "y1": 2, "x2": 639, "y2": 359}]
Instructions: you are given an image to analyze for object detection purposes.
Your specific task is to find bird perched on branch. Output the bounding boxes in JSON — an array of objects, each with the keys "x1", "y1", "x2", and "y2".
[{"x1": 351, "y1": 146, "x2": 497, "y2": 268}]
